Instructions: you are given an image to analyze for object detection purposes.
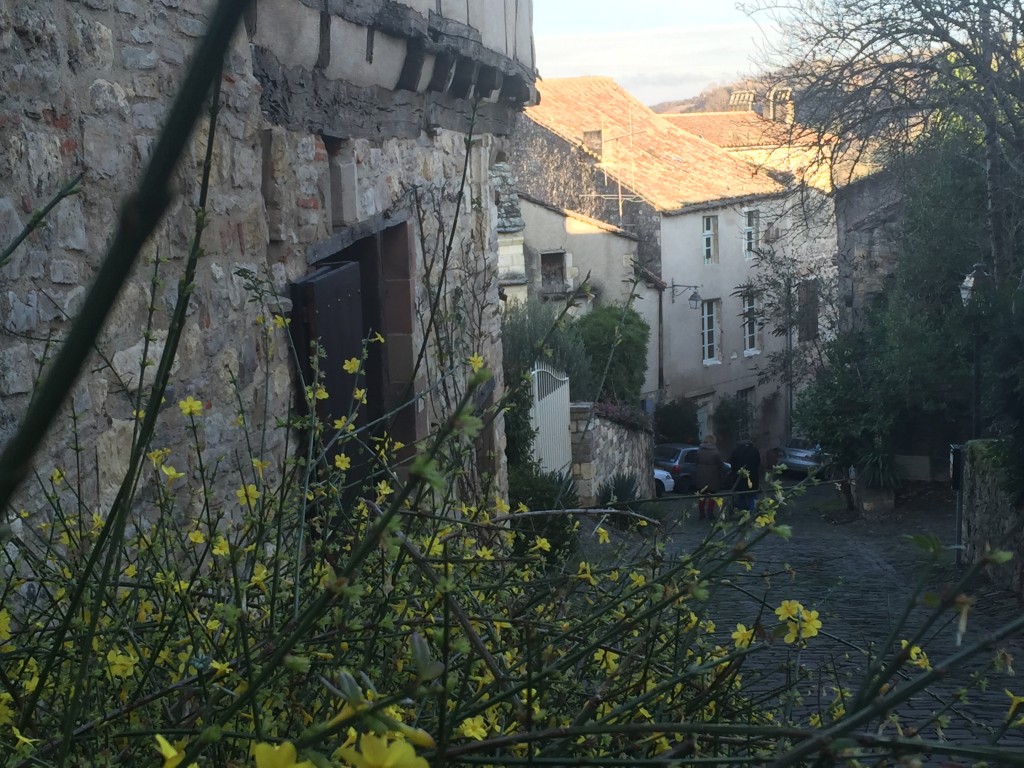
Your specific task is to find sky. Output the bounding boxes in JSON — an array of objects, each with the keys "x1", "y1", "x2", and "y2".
[{"x1": 532, "y1": 1, "x2": 780, "y2": 107}]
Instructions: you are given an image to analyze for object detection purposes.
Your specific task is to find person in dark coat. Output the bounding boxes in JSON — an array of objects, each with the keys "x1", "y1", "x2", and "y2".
[
  {"x1": 729, "y1": 439, "x2": 762, "y2": 514},
  {"x1": 694, "y1": 434, "x2": 725, "y2": 519}
]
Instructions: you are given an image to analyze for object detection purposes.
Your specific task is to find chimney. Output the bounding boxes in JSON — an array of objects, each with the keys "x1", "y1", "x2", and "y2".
[
  {"x1": 728, "y1": 90, "x2": 756, "y2": 112},
  {"x1": 766, "y1": 86, "x2": 794, "y2": 123},
  {"x1": 582, "y1": 128, "x2": 604, "y2": 160}
]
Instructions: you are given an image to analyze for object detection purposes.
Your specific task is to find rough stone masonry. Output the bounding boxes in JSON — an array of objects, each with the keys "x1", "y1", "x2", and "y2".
[{"x1": 0, "y1": 0, "x2": 536, "y2": 515}]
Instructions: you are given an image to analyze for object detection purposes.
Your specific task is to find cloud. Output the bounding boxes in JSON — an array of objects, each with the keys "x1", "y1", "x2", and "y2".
[{"x1": 536, "y1": 24, "x2": 772, "y2": 104}]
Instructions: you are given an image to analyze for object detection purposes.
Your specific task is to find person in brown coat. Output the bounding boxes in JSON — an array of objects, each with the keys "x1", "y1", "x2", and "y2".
[{"x1": 694, "y1": 434, "x2": 725, "y2": 519}]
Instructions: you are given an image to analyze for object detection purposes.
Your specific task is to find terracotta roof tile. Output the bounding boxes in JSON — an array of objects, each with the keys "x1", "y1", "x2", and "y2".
[
  {"x1": 526, "y1": 78, "x2": 782, "y2": 211},
  {"x1": 662, "y1": 111, "x2": 812, "y2": 149}
]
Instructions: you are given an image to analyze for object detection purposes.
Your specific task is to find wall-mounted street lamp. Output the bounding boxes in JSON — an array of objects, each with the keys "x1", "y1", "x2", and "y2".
[
  {"x1": 960, "y1": 262, "x2": 991, "y2": 440},
  {"x1": 669, "y1": 281, "x2": 702, "y2": 309}
]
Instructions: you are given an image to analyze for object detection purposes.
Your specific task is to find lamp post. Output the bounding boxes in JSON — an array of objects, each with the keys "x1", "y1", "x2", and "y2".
[{"x1": 959, "y1": 263, "x2": 991, "y2": 440}]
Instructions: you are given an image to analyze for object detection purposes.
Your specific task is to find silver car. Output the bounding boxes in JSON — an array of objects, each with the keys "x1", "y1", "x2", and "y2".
[{"x1": 776, "y1": 438, "x2": 831, "y2": 475}]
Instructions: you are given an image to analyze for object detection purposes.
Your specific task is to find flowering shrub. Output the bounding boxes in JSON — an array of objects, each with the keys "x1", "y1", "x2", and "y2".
[{"x1": 0, "y1": 6, "x2": 1022, "y2": 766}]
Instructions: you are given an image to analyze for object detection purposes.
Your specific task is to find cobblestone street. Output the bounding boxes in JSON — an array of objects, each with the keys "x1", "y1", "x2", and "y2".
[{"x1": 656, "y1": 482, "x2": 1024, "y2": 757}]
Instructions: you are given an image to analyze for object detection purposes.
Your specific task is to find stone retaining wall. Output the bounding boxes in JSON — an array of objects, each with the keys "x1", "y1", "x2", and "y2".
[
  {"x1": 569, "y1": 404, "x2": 654, "y2": 506},
  {"x1": 962, "y1": 440, "x2": 1024, "y2": 598}
]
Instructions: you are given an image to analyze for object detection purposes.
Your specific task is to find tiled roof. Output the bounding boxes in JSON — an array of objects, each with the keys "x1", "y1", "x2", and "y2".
[
  {"x1": 526, "y1": 77, "x2": 782, "y2": 211},
  {"x1": 662, "y1": 111, "x2": 814, "y2": 149}
]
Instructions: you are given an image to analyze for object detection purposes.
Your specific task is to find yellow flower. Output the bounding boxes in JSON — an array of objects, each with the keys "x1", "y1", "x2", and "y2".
[
  {"x1": 178, "y1": 396, "x2": 203, "y2": 418},
  {"x1": 783, "y1": 609, "x2": 822, "y2": 643},
  {"x1": 272, "y1": 314, "x2": 290, "y2": 329},
  {"x1": 154, "y1": 735, "x2": 197, "y2": 768},
  {"x1": 334, "y1": 453, "x2": 352, "y2": 471},
  {"x1": 900, "y1": 640, "x2": 932, "y2": 671},
  {"x1": 576, "y1": 561, "x2": 598, "y2": 586},
  {"x1": 253, "y1": 741, "x2": 315, "y2": 768},
  {"x1": 0, "y1": 694, "x2": 13, "y2": 727},
  {"x1": 593, "y1": 648, "x2": 620, "y2": 673},
  {"x1": 475, "y1": 546, "x2": 494, "y2": 560},
  {"x1": 236, "y1": 483, "x2": 260, "y2": 507},
  {"x1": 731, "y1": 623, "x2": 754, "y2": 649},
  {"x1": 50, "y1": 468, "x2": 64, "y2": 486},
  {"x1": 210, "y1": 659, "x2": 232, "y2": 677},
  {"x1": 338, "y1": 733, "x2": 428, "y2": 768},
  {"x1": 252, "y1": 458, "x2": 271, "y2": 478},
  {"x1": 107, "y1": 648, "x2": 137, "y2": 678},
  {"x1": 1006, "y1": 689, "x2": 1024, "y2": 722},
  {"x1": 250, "y1": 563, "x2": 270, "y2": 593},
  {"x1": 530, "y1": 537, "x2": 551, "y2": 553},
  {"x1": 212, "y1": 536, "x2": 230, "y2": 557},
  {"x1": 162, "y1": 464, "x2": 186, "y2": 485},
  {"x1": 343, "y1": 357, "x2": 361, "y2": 374},
  {"x1": 188, "y1": 530, "x2": 206, "y2": 545},
  {"x1": 628, "y1": 571, "x2": 646, "y2": 589},
  {"x1": 459, "y1": 715, "x2": 489, "y2": 740},
  {"x1": 596, "y1": 526, "x2": 610, "y2": 544},
  {"x1": 375, "y1": 480, "x2": 394, "y2": 500},
  {"x1": 12, "y1": 726, "x2": 40, "y2": 747},
  {"x1": 468, "y1": 353, "x2": 485, "y2": 373},
  {"x1": 775, "y1": 600, "x2": 803, "y2": 622},
  {"x1": 147, "y1": 448, "x2": 170, "y2": 468},
  {"x1": 354, "y1": 387, "x2": 367, "y2": 404}
]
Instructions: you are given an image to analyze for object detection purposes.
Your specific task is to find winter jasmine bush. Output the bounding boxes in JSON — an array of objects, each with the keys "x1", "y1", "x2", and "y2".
[{"x1": 0, "y1": 3, "x2": 1023, "y2": 767}]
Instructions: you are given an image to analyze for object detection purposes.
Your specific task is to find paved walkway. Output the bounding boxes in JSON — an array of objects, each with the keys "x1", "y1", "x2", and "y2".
[{"x1": 654, "y1": 482, "x2": 1024, "y2": 758}]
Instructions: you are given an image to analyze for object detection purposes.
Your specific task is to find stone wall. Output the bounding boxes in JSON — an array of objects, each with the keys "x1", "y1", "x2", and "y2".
[
  {"x1": 962, "y1": 440, "x2": 1024, "y2": 598},
  {"x1": 835, "y1": 170, "x2": 903, "y2": 332},
  {"x1": 0, "y1": 0, "x2": 534, "y2": 513},
  {"x1": 569, "y1": 404, "x2": 654, "y2": 506}
]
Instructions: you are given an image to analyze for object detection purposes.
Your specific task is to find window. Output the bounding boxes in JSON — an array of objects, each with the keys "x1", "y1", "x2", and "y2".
[
  {"x1": 702, "y1": 215, "x2": 718, "y2": 264},
  {"x1": 741, "y1": 293, "x2": 760, "y2": 355},
  {"x1": 797, "y1": 279, "x2": 820, "y2": 341},
  {"x1": 744, "y1": 209, "x2": 760, "y2": 257},
  {"x1": 540, "y1": 250, "x2": 566, "y2": 294},
  {"x1": 701, "y1": 299, "x2": 720, "y2": 363}
]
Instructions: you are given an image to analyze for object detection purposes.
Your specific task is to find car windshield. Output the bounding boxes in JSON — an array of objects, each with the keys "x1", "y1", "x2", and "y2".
[{"x1": 654, "y1": 446, "x2": 680, "y2": 461}]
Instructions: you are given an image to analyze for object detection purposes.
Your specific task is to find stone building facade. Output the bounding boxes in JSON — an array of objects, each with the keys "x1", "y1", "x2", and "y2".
[
  {"x1": 834, "y1": 170, "x2": 903, "y2": 331},
  {"x1": 0, "y1": 0, "x2": 536, "y2": 511}
]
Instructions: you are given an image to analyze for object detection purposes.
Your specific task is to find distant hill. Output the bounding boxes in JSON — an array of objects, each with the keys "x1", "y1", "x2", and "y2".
[{"x1": 651, "y1": 77, "x2": 789, "y2": 114}]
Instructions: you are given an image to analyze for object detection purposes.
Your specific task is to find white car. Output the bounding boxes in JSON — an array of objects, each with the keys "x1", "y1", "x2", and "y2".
[{"x1": 653, "y1": 467, "x2": 675, "y2": 497}]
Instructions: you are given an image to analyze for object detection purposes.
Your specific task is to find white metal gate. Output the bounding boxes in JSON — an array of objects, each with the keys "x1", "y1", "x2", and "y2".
[{"x1": 530, "y1": 362, "x2": 571, "y2": 473}]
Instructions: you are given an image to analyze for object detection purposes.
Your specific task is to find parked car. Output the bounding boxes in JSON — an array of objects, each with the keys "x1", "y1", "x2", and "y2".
[
  {"x1": 653, "y1": 443, "x2": 731, "y2": 494},
  {"x1": 653, "y1": 467, "x2": 674, "y2": 497},
  {"x1": 775, "y1": 438, "x2": 832, "y2": 476}
]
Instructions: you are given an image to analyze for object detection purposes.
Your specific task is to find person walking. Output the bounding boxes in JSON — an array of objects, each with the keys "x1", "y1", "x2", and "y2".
[
  {"x1": 694, "y1": 434, "x2": 725, "y2": 520},
  {"x1": 729, "y1": 439, "x2": 762, "y2": 514}
]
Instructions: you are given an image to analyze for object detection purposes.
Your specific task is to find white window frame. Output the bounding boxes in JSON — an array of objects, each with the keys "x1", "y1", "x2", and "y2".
[
  {"x1": 702, "y1": 215, "x2": 718, "y2": 264},
  {"x1": 744, "y1": 209, "x2": 760, "y2": 258},
  {"x1": 701, "y1": 299, "x2": 720, "y2": 365},
  {"x1": 742, "y1": 293, "x2": 760, "y2": 356}
]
